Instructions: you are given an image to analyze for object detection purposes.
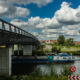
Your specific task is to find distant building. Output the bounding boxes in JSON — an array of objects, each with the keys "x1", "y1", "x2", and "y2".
[
  {"x1": 45, "y1": 45, "x2": 52, "y2": 50},
  {"x1": 40, "y1": 40, "x2": 80, "y2": 46},
  {"x1": 74, "y1": 41, "x2": 80, "y2": 45},
  {"x1": 40, "y1": 40, "x2": 57, "y2": 44}
]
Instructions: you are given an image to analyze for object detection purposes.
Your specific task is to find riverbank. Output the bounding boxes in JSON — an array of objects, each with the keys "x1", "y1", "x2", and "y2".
[
  {"x1": 0, "y1": 75, "x2": 67, "y2": 80},
  {"x1": 38, "y1": 43, "x2": 80, "y2": 56},
  {"x1": 61, "y1": 46, "x2": 80, "y2": 55},
  {"x1": 1, "y1": 58, "x2": 75, "y2": 80},
  {"x1": 11, "y1": 62, "x2": 72, "y2": 80},
  {"x1": 47, "y1": 45, "x2": 80, "y2": 55}
]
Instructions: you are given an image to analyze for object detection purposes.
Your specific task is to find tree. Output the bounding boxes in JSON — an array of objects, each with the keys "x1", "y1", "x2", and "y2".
[
  {"x1": 57, "y1": 35, "x2": 65, "y2": 44},
  {"x1": 52, "y1": 47, "x2": 61, "y2": 53},
  {"x1": 66, "y1": 38, "x2": 74, "y2": 46},
  {"x1": 52, "y1": 47, "x2": 57, "y2": 53}
]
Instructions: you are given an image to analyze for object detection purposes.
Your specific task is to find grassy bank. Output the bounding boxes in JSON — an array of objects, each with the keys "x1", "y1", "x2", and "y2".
[
  {"x1": 51, "y1": 45, "x2": 80, "y2": 55},
  {"x1": 0, "y1": 75, "x2": 67, "y2": 80},
  {"x1": 61, "y1": 46, "x2": 80, "y2": 52},
  {"x1": 61, "y1": 46, "x2": 80, "y2": 55}
]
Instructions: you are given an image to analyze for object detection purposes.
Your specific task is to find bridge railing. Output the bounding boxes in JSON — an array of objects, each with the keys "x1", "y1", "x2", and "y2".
[{"x1": 0, "y1": 19, "x2": 38, "y2": 41}]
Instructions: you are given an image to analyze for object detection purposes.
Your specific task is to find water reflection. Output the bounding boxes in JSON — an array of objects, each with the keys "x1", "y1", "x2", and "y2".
[
  {"x1": 74, "y1": 60, "x2": 80, "y2": 74},
  {"x1": 35, "y1": 56, "x2": 80, "y2": 75},
  {"x1": 12, "y1": 56, "x2": 80, "y2": 75}
]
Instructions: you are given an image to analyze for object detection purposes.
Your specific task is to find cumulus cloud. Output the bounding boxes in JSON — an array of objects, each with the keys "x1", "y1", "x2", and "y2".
[
  {"x1": 15, "y1": 0, "x2": 53, "y2": 7},
  {"x1": 0, "y1": 0, "x2": 52, "y2": 18},
  {"x1": 55, "y1": 2, "x2": 80, "y2": 25},
  {"x1": 0, "y1": 6, "x2": 8, "y2": 14},
  {"x1": 0, "y1": 2, "x2": 30, "y2": 18},
  {"x1": 11, "y1": 1, "x2": 80, "y2": 40}
]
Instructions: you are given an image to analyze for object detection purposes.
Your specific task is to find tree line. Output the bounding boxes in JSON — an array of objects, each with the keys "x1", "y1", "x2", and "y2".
[
  {"x1": 57, "y1": 35, "x2": 74, "y2": 46},
  {"x1": 52, "y1": 35, "x2": 74, "y2": 53}
]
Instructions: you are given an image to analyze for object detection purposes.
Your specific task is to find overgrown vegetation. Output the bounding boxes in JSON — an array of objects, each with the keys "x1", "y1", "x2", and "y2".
[
  {"x1": 52, "y1": 46, "x2": 61, "y2": 53},
  {"x1": 0, "y1": 65, "x2": 72, "y2": 80},
  {"x1": 32, "y1": 35, "x2": 80, "y2": 55},
  {"x1": 62, "y1": 65, "x2": 72, "y2": 76},
  {"x1": 57, "y1": 35, "x2": 75, "y2": 46},
  {"x1": 0, "y1": 75, "x2": 68, "y2": 80}
]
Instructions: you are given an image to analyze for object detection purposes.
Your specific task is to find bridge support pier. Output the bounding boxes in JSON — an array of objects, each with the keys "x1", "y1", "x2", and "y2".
[
  {"x1": 0, "y1": 46, "x2": 13, "y2": 76},
  {"x1": 23, "y1": 45, "x2": 32, "y2": 56},
  {"x1": 18, "y1": 45, "x2": 23, "y2": 56},
  {"x1": 32, "y1": 45, "x2": 36, "y2": 51}
]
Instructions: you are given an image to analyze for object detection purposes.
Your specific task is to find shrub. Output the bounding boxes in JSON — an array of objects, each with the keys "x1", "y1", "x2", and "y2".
[
  {"x1": 61, "y1": 65, "x2": 72, "y2": 76},
  {"x1": 52, "y1": 47, "x2": 61, "y2": 53}
]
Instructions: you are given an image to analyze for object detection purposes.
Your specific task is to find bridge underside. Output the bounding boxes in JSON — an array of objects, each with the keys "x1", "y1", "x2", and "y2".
[
  {"x1": 0, "y1": 19, "x2": 40, "y2": 76},
  {"x1": 0, "y1": 29, "x2": 40, "y2": 46}
]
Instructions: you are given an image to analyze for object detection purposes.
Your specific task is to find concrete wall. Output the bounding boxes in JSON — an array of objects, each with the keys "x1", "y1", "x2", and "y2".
[
  {"x1": 32, "y1": 46, "x2": 36, "y2": 51},
  {"x1": 0, "y1": 46, "x2": 13, "y2": 76},
  {"x1": 23, "y1": 45, "x2": 32, "y2": 55}
]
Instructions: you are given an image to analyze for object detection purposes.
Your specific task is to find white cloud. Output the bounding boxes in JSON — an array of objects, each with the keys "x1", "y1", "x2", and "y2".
[
  {"x1": 11, "y1": 19, "x2": 27, "y2": 26},
  {"x1": 11, "y1": 2, "x2": 80, "y2": 40},
  {"x1": 0, "y1": 0, "x2": 52, "y2": 18},
  {"x1": 0, "y1": 6, "x2": 8, "y2": 14},
  {"x1": 55, "y1": 2, "x2": 80, "y2": 25},
  {"x1": 0, "y1": 6, "x2": 29, "y2": 18},
  {"x1": 14, "y1": 0, "x2": 53, "y2": 7},
  {"x1": 6, "y1": 7, "x2": 30, "y2": 18},
  {"x1": 14, "y1": 7, "x2": 30, "y2": 18},
  {"x1": 42, "y1": 29, "x2": 57, "y2": 34}
]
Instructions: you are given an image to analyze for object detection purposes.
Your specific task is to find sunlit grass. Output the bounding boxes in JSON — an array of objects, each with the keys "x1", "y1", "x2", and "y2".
[
  {"x1": 61, "y1": 46, "x2": 80, "y2": 52},
  {"x1": 0, "y1": 75, "x2": 68, "y2": 80}
]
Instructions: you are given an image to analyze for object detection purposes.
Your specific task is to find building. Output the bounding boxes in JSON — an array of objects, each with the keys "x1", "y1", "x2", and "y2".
[
  {"x1": 74, "y1": 41, "x2": 80, "y2": 46},
  {"x1": 40, "y1": 40, "x2": 57, "y2": 44}
]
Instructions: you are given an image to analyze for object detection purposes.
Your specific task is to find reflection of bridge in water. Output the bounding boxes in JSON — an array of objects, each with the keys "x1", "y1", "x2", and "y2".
[{"x1": 0, "y1": 19, "x2": 40, "y2": 76}]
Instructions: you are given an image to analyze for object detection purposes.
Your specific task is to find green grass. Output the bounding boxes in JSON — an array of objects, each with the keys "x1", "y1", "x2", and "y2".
[
  {"x1": 33, "y1": 44, "x2": 80, "y2": 55},
  {"x1": 61, "y1": 46, "x2": 80, "y2": 52},
  {"x1": 51, "y1": 45, "x2": 80, "y2": 55},
  {"x1": 60, "y1": 46, "x2": 80, "y2": 55},
  {"x1": 0, "y1": 75, "x2": 68, "y2": 80}
]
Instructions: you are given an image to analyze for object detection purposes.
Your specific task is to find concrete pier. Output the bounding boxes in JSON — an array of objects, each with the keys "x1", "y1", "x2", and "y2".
[
  {"x1": 32, "y1": 45, "x2": 36, "y2": 51},
  {"x1": 23, "y1": 45, "x2": 32, "y2": 55},
  {"x1": 17, "y1": 44, "x2": 23, "y2": 55},
  {"x1": 0, "y1": 46, "x2": 13, "y2": 76}
]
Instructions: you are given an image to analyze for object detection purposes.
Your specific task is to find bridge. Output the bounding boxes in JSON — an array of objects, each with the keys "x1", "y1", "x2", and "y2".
[{"x1": 0, "y1": 19, "x2": 40, "y2": 76}]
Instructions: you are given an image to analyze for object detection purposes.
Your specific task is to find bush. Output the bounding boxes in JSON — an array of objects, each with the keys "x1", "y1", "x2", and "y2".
[
  {"x1": 61, "y1": 65, "x2": 72, "y2": 76},
  {"x1": 31, "y1": 67, "x2": 42, "y2": 77},
  {"x1": 52, "y1": 47, "x2": 61, "y2": 53}
]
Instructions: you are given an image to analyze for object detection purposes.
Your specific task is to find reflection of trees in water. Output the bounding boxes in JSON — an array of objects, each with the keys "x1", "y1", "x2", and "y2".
[
  {"x1": 54, "y1": 63, "x2": 73, "y2": 75},
  {"x1": 35, "y1": 63, "x2": 73, "y2": 76}
]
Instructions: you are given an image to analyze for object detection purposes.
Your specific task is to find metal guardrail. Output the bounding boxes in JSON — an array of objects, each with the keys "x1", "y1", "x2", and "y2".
[{"x1": 0, "y1": 19, "x2": 39, "y2": 42}]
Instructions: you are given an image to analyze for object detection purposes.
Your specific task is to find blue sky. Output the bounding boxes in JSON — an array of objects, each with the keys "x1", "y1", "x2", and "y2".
[
  {"x1": 13, "y1": 0, "x2": 80, "y2": 20},
  {"x1": 1, "y1": 0, "x2": 80, "y2": 40},
  {"x1": 3, "y1": 0, "x2": 80, "y2": 22}
]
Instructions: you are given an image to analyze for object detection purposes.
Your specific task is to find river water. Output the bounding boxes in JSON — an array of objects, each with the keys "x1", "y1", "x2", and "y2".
[
  {"x1": 12, "y1": 56, "x2": 80, "y2": 75},
  {"x1": 35, "y1": 56, "x2": 80, "y2": 75}
]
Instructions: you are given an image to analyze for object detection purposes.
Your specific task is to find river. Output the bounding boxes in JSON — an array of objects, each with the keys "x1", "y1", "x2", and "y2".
[
  {"x1": 12, "y1": 56, "x2": 80, "y2": 75},
  {"x1": 35, "y1": 56, "x2": 80, "y2": 75}
]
